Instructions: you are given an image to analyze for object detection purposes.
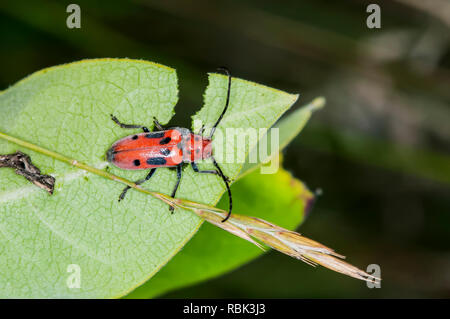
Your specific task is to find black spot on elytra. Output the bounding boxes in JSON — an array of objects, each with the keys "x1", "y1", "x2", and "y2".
[
  {"x1": 132, "y1": 135, "x2": 138, "y2": 140},
  {"x1": 195, "y1": 136, "x2": 200, "y2": 142},
  {"x1": 145, "y1": 132, "x2": 165, "y2": 138},
  {"x1": 195, "y1": 149, "x2": 200, "y2": 154},
  {"x1": 160, "y1": 148, "x2": 171, "y2": 156},
  {"x1": 133, "y1": 159, "x2": 141, "y2": 166},
  {"x1": 159, "y1": 137, "x2": 171, "y2": 145},
  {"x1": 147, "y1": 157, "x2": 167, "y2": 165}
]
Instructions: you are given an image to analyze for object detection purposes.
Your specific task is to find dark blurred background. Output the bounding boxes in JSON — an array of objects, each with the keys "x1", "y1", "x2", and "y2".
[{"x1": 1, "y1": 0, "x2": 449, "y2": 298}]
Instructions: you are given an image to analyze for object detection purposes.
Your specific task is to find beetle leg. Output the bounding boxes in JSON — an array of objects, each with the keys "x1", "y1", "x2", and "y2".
[
  {"x1": 118, "y1": 168, "x2": 157, "y2": 201},
  {"x1": 110, "y1": 114, "x2": 150, "y2": 133},
  {"x1": 152, "y1": 117, "x2": 164, "y2": 131},
  {"x1": 191, "y1": 162, "x2": 230, "y2": 182},
  {"x1": 169, "y1": 164, "x2": 183, "y2": 213}
]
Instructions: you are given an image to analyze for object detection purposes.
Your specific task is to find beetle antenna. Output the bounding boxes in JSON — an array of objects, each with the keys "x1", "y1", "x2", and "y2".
[
  {"x1": 209, "y1": 67, "x2": 231, "y2": 139},
  {"x1": 211, "y1": 156, "x2": 232, "y2": 222}
]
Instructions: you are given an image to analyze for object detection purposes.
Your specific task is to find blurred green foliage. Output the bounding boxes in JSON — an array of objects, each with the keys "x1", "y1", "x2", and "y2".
[{"x1": 1, "y1": 0, "x2": 449, "y2": 298}]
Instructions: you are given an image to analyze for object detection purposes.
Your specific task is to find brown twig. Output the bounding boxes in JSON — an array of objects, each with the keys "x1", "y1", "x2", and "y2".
[{"x1": 0, "y1": 151, "x2": 55, "y2": 194}]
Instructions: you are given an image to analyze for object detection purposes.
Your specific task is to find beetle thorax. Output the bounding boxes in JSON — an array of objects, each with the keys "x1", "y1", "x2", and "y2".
[{"x1": 181, "y1": 133, "x2": 212, "y2": 162}]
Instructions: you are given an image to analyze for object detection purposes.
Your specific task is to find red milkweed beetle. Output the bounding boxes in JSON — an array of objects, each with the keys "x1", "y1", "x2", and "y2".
[{"x1": 106, "y1": 68, "x2": 232, "y2": 222}]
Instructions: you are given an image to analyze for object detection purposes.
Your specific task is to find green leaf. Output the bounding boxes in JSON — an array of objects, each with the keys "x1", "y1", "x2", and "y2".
[
  {"x1": 239, "y1": 97, "x2": 325, "y2": 178},
  {"x1": 0, "y1": 59, "x2": 298, "y2": 298},
  {"x1": 125, "y1": 167, "x2": 313, "y2": 298}
]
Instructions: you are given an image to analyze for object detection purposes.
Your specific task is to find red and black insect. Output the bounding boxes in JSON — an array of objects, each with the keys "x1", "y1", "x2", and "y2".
[{"x1": 106, "y1": 68, "x2": 232, "y2": 222}]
